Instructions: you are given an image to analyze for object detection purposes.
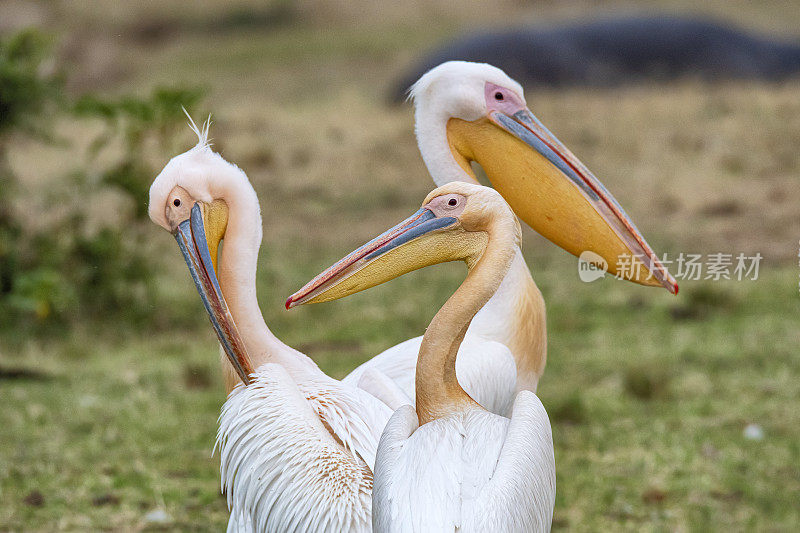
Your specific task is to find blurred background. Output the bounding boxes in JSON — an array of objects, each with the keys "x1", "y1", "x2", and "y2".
[{"x1": 1, "y1": 0, "x2": 798, "y2": 530}]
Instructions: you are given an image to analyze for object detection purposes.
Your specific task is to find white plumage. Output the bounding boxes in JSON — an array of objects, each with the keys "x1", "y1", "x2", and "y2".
[
  {"x1": 149, "y1": 129, "x2": 398, "y2": 532},
  {"x1": 363, "y1": 184, "x2": 556, "y2": 533},
  {"x1": 218, "y1": 364, "x2": 386, "y2": 533},
  {"x1": 373, "y1": 393, "x2": 555, "y2": 533}
]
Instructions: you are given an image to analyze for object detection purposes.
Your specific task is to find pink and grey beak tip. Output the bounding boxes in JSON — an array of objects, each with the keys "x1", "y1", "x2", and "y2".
[
  {"x1": 285, "y1": 207, "x2": 456, "y2": 308},
  {"x1": 174, "y1": 203, "x2": 254, "y2": 385}
]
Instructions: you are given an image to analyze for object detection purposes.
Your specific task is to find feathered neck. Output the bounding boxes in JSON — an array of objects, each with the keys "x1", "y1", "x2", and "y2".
[
  {"x1": 415, "y1": 217, "x2": 517, "y2": 424},
  {"x1": 211, "y1": 162, "x2": 317, "y2": 391},
  {"x1": 414, "y1": 111, "x2": 548, "y2": 396}
]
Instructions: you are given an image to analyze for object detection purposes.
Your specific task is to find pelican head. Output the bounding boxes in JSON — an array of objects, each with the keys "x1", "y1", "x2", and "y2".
[
  {"x1": 148, "y1": 119, "x2": 255, "y2": 384},
  {"x1": 286, "y1": 182, "x2": 516, "y2": 308},
  {"x1": 411, "y1": 61, "x2": 677, "y2": 294}
]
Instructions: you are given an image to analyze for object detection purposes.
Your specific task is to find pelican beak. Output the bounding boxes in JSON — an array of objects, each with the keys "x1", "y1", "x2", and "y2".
[
  {"x1": 286, "y1": 207, "x2": 482, "y2": 308},
  {"x1": 173, "y1": 201, "x2": 254, "y2": 385},
  {"x1": 447, "y1": 105, "x2": 677, "y2": 294}
]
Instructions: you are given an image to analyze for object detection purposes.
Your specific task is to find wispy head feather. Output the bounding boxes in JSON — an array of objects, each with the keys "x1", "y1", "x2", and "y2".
[
  {"x1": 404, "y1": 85, "x2": 414, "y2": 103},
  {"x1": 182, "y1": 107, "x2": 213, "y2": 150}
]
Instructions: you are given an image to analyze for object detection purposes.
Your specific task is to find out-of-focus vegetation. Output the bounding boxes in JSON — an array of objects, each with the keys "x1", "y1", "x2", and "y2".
[
  {"x1": 1, "y1": 0, "x2": 799, "y2": 530},
  {"x1": 0, "y1": 31, "x2": 58, "y2": 328},
  {"x1": 0, "y1": 30, "x2": 203, "y2": 336}
]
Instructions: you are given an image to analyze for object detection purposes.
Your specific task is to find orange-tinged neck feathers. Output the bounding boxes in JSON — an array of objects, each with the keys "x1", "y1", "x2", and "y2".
[
  {"x1": 415, "y1": 219, "x2": 516, "y2": 425},
  {"x1": 508, "y1": 263, "x2": 547, "y2": 390}
]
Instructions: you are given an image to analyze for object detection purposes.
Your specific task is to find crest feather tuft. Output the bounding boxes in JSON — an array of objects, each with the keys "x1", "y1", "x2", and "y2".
[{"x1": 182, "y1": 107, "x2": 213, "y2": 150}]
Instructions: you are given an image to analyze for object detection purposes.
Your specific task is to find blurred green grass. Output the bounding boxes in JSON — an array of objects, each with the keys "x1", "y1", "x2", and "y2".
[
  {"x1": 2, "y1": 0, "x2": 800, "y2": 530},
  {"x1": 3, "y1": 263, "x2": 798, "y2": 530}
]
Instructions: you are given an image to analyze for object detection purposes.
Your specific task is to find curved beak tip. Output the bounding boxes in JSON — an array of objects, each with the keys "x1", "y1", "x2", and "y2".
[
  {"x1": 286, "y1": 208, "x2": 457, "y2": 309},
  {"x1": 175, "y1": 203, "x2": 254, "y2": 385},
  {"x1": 486, "y1": 108, "x2": 681, "y2": 297}
]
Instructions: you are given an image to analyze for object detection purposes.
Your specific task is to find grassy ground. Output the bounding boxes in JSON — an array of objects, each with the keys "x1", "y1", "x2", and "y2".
[
  {"x1": 2, "y1": 1, "x2": 800, "y2": 531},
  {"x1": 3, "y1": 267, "x2": 798, "y2": 531}
]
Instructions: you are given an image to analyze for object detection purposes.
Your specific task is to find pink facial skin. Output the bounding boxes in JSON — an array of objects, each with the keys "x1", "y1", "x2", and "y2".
[{"x1": 485, "y1": 82, "x2": 527, "y2": 115}]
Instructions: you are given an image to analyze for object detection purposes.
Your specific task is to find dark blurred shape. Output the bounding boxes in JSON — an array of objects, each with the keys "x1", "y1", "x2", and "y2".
[
  {"x1": 183, "y1": 363, "x2": 213, "y2": 389},
  {"x1": 125, "y1": 4, "x2": 297, "y2": 45},
  {"x1": 391, "y1": 16, "x2": 800, "y2": 101},
  {"x1": 700, "y1": 199, "x2": 742, "y2": 218},
  {"x1": 669, "y1": 285, "x2": 739, "y2": 321},
  {"x1": 548, "y1": 391, "x2": 587, "y2": 424},
  {"x1": 0, "y1": 366, "x2": 52, "y2": 381},
  {"x1": 209, "y1": 3, "x2": 295, "y2": 33},
  {"x1": 91, "y1": 493, "x2": 121, "y2": 507},
  {"x1": 23, "y1": 490, "x2": 45, "y2": 507},
  {"x1": 0, "y1": 31, "x2": 58, "y2": 137},
  {"x1": 623, "y1": 362, "x2": 670, "y2": 400},
  {"x1": 642, "y1": 487, "x2": 668, "y2": 504}
]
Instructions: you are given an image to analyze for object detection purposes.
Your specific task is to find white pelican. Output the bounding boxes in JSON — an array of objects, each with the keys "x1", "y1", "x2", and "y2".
[
  {"x1": 288, "y1": 182, "x2": 556, "y2": 532},
  {"x1": 148, "y1": 119, "x2": 396, "y2": 532},
  {"x1": 309, "y1": 61, "x2": 677, "y2": 415}
]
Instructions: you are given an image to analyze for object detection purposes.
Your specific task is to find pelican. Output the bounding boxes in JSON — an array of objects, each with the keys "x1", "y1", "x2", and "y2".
[
  {"x1": 316, "y1": 61, "x2": 677, "y2": 415},
  {"x1": 148, "y1": 119, "x2": 396, "y2": 532},
  {"x1": 288, "y1": 182, "x2": 556, "y2": 532}
]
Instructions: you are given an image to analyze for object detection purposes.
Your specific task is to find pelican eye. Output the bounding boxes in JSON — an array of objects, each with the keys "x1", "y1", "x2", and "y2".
[
  {"x1": 173, "y1": 198, "x2": 181, "y2": 207},
  {"x1": 448, "y1": 198, "x2": 458, "y2": 206},
  {"x1": 494, "y1": 92, "x2": 504, "y2": 101}
]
